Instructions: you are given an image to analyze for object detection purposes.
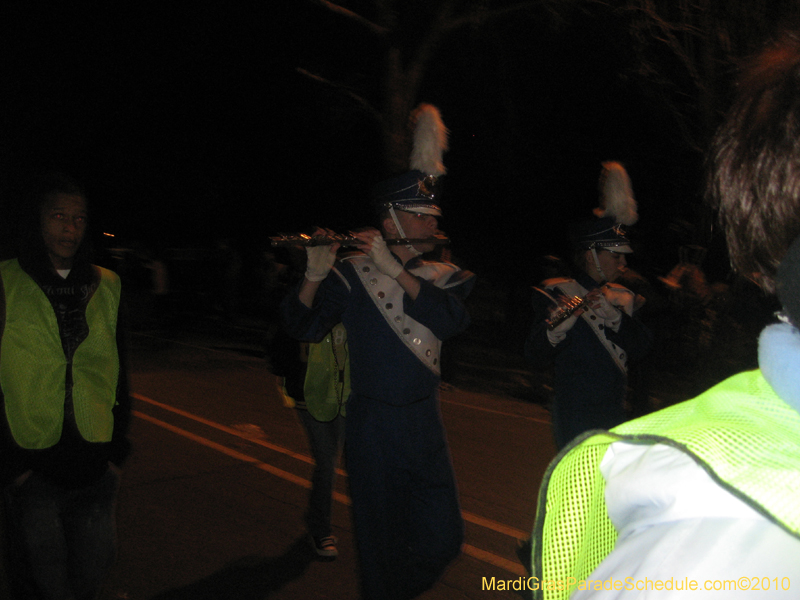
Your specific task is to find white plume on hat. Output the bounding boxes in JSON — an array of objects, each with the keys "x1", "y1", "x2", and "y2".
[
  {"x1": 410, "y1": 104, "x2": 448, "y2": 177},
  {"x1": 595, "y1": 161, "x2": 638, "y2": 226}
]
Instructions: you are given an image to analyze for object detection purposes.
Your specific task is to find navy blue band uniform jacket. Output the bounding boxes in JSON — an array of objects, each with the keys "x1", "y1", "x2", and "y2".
[
  {"x1": 525, "y1": 272, "x2": 652, "y2": 448},
  {"x1": 281, "y1": 254, "x2": 474, "y2": 403}
]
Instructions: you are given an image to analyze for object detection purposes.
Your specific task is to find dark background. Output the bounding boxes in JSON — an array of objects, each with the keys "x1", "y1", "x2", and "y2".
[
  {"x1": 0, "y1": 2, "x2": 713, "y2": 285},
  {"x1": 0, "y1": 1, "x2": 783, "y2": 425}
]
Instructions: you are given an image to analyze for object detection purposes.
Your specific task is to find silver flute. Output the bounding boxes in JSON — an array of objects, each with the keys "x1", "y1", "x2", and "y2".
[{"x1": 270, "y1": 233, "x2": 450, "y2": 247}]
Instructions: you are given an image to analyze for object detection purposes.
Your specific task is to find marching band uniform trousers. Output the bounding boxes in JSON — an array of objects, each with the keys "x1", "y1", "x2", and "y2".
[{"x1": 345, "y1": 391, "x2": 463, "y2": 600}]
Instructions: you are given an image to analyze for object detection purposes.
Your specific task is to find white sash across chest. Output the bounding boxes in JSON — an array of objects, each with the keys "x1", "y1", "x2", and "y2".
[
  {"x1": 545, "y1": 278, "x2": 632, "y2": 374},
  {"x1": 347, "y1": 255, "x2": 461, "y2": 376}
]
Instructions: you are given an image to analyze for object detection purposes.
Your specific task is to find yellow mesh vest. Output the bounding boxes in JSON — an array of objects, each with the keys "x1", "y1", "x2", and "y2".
[
  {"x1": 303, "y1": 323, "x2": 350, "y2": 421},
  {"x1": 532, "y1": 369, "x2": 800, "y2": 600},
  {"x1": 0, "y1": 259, "x2": 121, "y2": 449},
  {"x1": 71, "y1": 268, "x2": 121, "y2": 442}
]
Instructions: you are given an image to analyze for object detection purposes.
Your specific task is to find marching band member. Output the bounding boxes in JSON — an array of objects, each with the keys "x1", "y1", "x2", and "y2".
[
  {"x1": 281, "y1": 104, "x2": 474, "y2": 600},
  {"x1": 525, "y1": 162, "x2": 652, "y2": 449},
  {"x1": 531, "y1": 33, "x2": 800, "y2": 599}
]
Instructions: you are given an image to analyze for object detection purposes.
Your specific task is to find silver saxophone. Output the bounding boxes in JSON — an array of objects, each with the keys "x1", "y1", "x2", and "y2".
[{"x1": 536, "y1": 284, "x2": 611, "y2": 330}]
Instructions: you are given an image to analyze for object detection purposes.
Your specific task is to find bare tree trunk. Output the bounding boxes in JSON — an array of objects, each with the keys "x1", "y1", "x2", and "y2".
[
  {"x1": 382, "y1": 48, "x2": 417, "y2": 176},
  {"x1": 306, "y1": 0, "x2": 546, "y2": 176},
  {"x1": 377, "y1": 0, "x2": 458, "y2": 175}
]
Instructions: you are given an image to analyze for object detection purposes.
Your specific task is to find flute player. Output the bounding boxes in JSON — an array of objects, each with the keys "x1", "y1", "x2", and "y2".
[
  {"x1": 281, "y1": 104, "x2": 475, "y2": 600},
  {"x1": 525, "y1": 162, "x2": 652, "y2": 450}
]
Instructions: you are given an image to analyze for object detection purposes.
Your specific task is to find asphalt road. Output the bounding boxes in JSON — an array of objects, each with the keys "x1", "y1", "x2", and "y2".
[{"x1": 3, "y1": 323, "x2": 559, "y2": 600}]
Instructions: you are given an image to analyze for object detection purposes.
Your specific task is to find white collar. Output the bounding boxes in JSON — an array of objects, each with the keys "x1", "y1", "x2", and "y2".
[{"x1": 759, "y1": 321, "x2": 800, "y2": 414}]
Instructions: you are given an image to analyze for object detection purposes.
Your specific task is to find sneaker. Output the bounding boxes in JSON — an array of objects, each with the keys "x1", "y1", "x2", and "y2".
[{"x1": 310, "y1": 535, "x2": 338, "y2": 558}]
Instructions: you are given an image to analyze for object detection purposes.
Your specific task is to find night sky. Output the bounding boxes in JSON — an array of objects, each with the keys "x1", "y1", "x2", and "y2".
[{"x1": 1, "y1": 2, "x2": 711, "y2": 284}]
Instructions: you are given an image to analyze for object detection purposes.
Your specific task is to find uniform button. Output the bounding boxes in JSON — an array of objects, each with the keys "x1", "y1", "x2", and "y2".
[
  {"x1": 362, "y1": 266, "x2": 370, "y2": 273},
  {"x1": 413, "y1": 338, "x2": 421, "y2": 345},
  {"x1": 426, "y1": 349, "x2": 431, "y2": 356},
  {"x1": 370, "y1": 278, "x2": 378, "y2": 285},
  {"x1": 403, "y1": 328, "x2": 411, "y2": 335},
  {"x1": 590, "y1": 315, "x2": 596, "y2": 320},
  {"x1": 433, "y1": 358, "x2": 438, "y2": 365},
  {"x1": 395, "y1": 316, "x2": 402, "y2": 322},
  {"x1": 377, "y1": 291, "x2": 385, "y2": 299},
  {"x1": 385, "y1": 303, "x2": 393, "y2": 310}
]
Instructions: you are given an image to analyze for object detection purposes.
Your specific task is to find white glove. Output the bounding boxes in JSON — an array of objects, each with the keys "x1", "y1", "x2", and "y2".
[
  {"x1": 546, "y1": 313, "x2": 578, "y2": 346},
  {"x1": 305, "y1": 245, "x2": 336, "y2": 282},
  {"x1": 604, "y1": 286, "x2": 636, "y2": 316},
  {"x1": 592, "y1": 294, "x2": 623, "y2": 331},
  {"x1": 368, "y1": 234, "x2": 403, "y2": 279}
]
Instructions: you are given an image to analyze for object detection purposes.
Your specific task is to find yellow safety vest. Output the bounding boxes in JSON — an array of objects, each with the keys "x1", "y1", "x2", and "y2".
[
  {"x1": 532, "y1": 369, "x2": 800, "y2": 600},
  {"x1": 277, "y1": 323, "x2": 350, "y2": 421},
  {"x1": 303, "y1": 323, "x2": 349, "y2": 421},
  {"x1": 0, "y1": 259, "x2": 121, "y2": 449}
]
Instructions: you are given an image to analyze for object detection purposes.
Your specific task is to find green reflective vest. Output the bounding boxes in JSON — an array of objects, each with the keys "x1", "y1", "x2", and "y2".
[
  {"x1": 532, "y1": 369, "x2": 800, "y2": 600},
  {"x1": 303, "y1": 323, "x2": 349, "y2": 421},
  {"x1": 0, "y1": 259, "x2": 121, "y2": 449}
]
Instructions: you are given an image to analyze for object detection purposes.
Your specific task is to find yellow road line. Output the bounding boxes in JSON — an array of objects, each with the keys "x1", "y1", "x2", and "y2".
[
  {"x1": 132, "y1": 392, "x2": 345, "y2": 474},
  {"x1": 133, "y1": 393, "x2": 530, "y2": 538},
  {"x1": 133, "y1": 396, "x2": 529, "y2": 574}
]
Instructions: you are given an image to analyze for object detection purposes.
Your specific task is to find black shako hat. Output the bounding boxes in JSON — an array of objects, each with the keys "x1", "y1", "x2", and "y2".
[
  {"x1": 571, "y1": 161, "x2": 638, "y2": 253},
  {"x1": 373, "y1": 104, "x2": 447, "y2": 218},
  {"x1": 571, "y1": 216, "x2": 634, "y2": 253}
]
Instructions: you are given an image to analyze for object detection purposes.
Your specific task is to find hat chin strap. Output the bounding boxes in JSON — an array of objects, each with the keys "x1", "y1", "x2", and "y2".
[
  {"x1": 389, "y1": 206, "x2": 422, "y2": 257},
  {"x1": 590, "y1": 247, "x2": 608, "y2": 284}
]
